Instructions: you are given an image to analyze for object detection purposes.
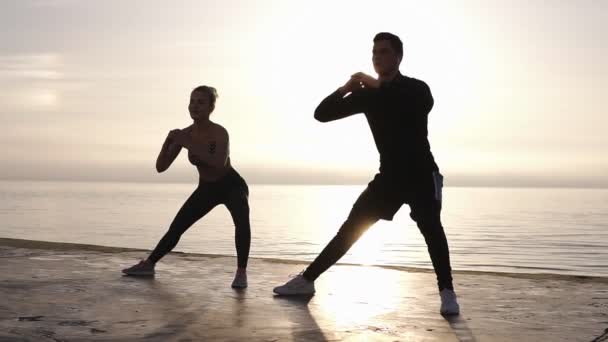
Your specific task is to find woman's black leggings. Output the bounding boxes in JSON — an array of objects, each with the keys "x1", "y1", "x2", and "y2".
[{"x1": 148, "y1": 168, "x2": 251, "y2": 268}]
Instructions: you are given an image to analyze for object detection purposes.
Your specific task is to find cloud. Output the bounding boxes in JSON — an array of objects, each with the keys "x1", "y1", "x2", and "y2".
[
  {"x1": 0, "y1": 53, "x2": 63, "y2": 81},
  {"x1": 26, "y1": 0, "x2": 80, "y2": 8}
]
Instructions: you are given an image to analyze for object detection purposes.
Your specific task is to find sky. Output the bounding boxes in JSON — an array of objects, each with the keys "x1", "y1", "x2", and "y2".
[{"x1": 1, "y1": 0, "x2": 607, "y2": 187}]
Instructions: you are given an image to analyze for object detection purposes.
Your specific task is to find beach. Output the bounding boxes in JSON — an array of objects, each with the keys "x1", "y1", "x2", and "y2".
[{"x1": 1, "y1": 238, "x2": 606, "y2": 341}]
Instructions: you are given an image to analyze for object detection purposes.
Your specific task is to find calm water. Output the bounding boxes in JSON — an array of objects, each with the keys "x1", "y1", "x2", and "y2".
[{"x1": 1, "y1": 180, "x2": 607, "y2": 277}]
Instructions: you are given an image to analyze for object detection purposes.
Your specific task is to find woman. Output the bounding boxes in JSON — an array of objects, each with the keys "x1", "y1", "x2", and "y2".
[{"x1": 122, "y1": 85, "x2": 251, "y2": 288}]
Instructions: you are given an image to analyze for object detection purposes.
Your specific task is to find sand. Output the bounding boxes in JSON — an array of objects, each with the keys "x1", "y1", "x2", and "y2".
[{"x1": 0, "y1": 238, "x2": 607, "y2": 341}]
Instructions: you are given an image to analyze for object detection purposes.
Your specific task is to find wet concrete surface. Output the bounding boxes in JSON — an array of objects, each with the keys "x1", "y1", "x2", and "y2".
[{"x1": 0, "y1": 238, "x2": 607, "y2": 341}]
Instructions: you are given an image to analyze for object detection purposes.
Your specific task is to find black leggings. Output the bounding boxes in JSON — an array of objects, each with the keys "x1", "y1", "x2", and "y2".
[
  {"x1": 302, "y1": 172, "x2": 454, "y2": 291},
  {"x1": 148, "y1": 168, "x2": 251, "y2": 268}
]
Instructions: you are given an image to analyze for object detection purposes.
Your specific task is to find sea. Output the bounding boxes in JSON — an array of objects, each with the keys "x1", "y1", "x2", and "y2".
[{"x1": 1, "y1": 180, "x2": 607, "y2": 278}]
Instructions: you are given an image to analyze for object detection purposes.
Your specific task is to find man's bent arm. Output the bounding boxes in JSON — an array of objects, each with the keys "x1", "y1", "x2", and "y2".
[
  {"x1": 379, "y1": 80, "x2": 434, "y2": 116},
  {"x1": 314, "y1": 89, "x2": 370, "y2": 122}
]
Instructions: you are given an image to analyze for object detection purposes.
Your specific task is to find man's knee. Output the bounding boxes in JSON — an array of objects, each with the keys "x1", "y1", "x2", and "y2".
[
  {"x1": 410, "y1": 202, "x2": 440, "y2": 225},
  {"x1": 235, "y1": 221, "x2": 251, "y2": 235},
  {"x1": 414, "y1": 213, "x2": 443, "y2": 234}
]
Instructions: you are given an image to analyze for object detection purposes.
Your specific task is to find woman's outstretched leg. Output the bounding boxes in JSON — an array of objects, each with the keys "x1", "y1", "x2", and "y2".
[{"x1": 122, "y1": 186, "x2": 218, "y2": 276}]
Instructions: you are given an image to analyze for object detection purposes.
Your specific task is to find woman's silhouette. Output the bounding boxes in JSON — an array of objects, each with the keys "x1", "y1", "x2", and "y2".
[{"x1": 122, "y1": 85, "x2": 251, "y2": 288}]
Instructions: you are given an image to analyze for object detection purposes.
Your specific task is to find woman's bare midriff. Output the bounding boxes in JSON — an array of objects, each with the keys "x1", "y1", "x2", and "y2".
[{"x1": 197, "y1": 158, "x2": 232, "y2": 183}]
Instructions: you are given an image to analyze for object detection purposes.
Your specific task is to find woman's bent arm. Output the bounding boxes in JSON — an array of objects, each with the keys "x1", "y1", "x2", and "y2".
[{"x1": 156, "y1": 131, "x2": 183, "y2": 173}]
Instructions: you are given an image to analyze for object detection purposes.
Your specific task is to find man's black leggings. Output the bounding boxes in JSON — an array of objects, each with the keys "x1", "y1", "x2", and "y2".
[
  {"x1": 148, "y1": 168, "x2": 251, "y2": 268},
  {"x1": 302, "y1": 172, "x2": 454, "y2": 291}
]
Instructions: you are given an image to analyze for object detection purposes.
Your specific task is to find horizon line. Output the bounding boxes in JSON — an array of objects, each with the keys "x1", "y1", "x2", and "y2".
[{"x1": 1, "y1": 177, "x2": 607, "y2": 190}]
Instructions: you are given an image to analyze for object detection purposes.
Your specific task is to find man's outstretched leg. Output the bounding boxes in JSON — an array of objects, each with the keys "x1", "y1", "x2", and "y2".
[{"x1": 274, "y1": 202, "x2": 380, "y2": 295}]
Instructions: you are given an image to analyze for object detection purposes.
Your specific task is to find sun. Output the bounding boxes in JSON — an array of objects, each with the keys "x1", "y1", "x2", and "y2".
[{"x1": 31, "y1": 90, "x2": 59, "y2": 107}]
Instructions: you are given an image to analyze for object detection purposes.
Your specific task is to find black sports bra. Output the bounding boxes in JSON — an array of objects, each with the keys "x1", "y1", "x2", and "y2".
[{"x1": 188, "y1": 151, "x2": 204, "y2": 166}]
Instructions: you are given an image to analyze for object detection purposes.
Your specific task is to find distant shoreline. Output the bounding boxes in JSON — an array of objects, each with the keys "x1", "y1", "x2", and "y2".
[
  {"x1": 1, "y1": 178, "x2": 607, "y2": 190},
  {"x1": 2, "y1": 237, "x2": 606, "y2": 283}
]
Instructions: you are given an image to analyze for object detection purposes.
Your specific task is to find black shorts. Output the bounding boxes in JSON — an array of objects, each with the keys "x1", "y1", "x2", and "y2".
[{"x1": 350, "y1": 171, "x2": 443, "y2": 221}]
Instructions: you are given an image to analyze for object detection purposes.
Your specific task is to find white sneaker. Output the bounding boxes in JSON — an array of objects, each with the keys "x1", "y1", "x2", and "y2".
[
  {"x1": 231, "y1": 269, "x2": 248, "y2": 288},
  {"x1": 273, "y1": 274, "x2": 315, "y2": 296},
  {"x1": 122, "y1": 259, "x2": 155, "y2": 276},
  {"x1": 440, "y1": 289, "x2": 460, "y2": 315}
]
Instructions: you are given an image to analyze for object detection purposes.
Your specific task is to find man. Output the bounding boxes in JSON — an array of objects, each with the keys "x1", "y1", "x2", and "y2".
[{"x1": 273, "y1": 32, "x2": 460, "y2": 315}]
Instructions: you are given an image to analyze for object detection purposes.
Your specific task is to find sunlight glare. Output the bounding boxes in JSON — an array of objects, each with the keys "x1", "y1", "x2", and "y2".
[
  {"x1": 348, "y1": 221, "x2": 392, "y2": 266},
  {"x1": 316, "y1": 266, "x2": 414, "y2": 327},
  {"x1": 31, "y1": 90, "x2": 59, "y2": 108}
]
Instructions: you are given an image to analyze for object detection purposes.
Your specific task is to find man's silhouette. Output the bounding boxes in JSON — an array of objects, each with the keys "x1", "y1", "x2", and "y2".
[{"x1": 274, "y1": 32, "x2": 460, "y2": 315}]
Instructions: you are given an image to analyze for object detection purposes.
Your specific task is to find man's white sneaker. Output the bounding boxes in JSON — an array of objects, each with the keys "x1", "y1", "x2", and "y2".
[
  {"x1": 122, "y1": 259, "x2": 155, "y2": 276},
  {"x1": 273, "y1": 274, "x2": 315, "y2": 296},
  {"x1": 231, "y1": 270, "x2": 248, "y2": 288},
  {"x1": 440, "y1": 289, "x2": 460, "y2": 315}
]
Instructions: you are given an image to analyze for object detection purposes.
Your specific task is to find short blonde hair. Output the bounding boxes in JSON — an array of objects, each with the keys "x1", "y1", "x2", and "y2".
[{"x1": 192, "y1": 85, "x2": 218, "y2": 111}]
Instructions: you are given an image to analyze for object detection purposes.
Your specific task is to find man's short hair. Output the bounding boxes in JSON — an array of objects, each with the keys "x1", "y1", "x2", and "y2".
[{"x1": 373, "y1": 32, "x2": 403, "y2": 58}]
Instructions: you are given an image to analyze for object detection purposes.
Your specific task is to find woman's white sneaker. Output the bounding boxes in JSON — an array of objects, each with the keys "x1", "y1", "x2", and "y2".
[
  {"x1": 439, "y1": 289, "x2": 460, "y2": 315},
  {"x1": 231, "y1": 269, "x2": 248, "y2": 288},
  {"x1": 122, "y1": 259, "x2": 155, "y2": 276},
  {"x1": 273, "y1": 274, "x2": 315, "y2": 295}
]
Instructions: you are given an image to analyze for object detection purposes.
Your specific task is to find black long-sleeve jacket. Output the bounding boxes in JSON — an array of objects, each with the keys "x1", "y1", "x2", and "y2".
[{"x1": 314, "y1": 73, "x2": 438, "y2": 178}]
